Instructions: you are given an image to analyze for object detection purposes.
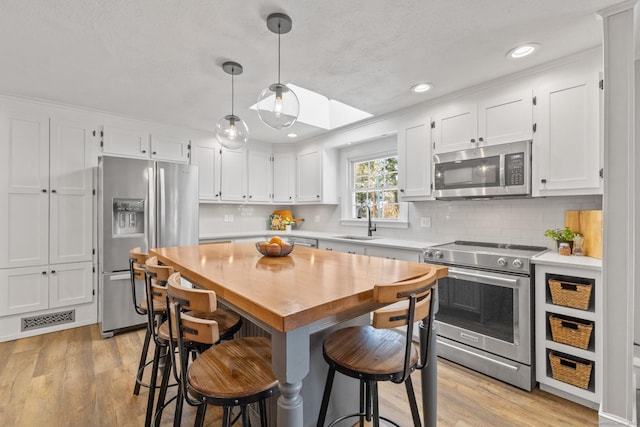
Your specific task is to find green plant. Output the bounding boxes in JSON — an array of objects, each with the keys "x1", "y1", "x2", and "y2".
[{"x1": 544, "y1": 226, "x2": 576, "y2": 242}]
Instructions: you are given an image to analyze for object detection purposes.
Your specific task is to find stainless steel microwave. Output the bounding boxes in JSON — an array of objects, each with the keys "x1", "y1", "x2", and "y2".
[{"x1": 433, "y1": 140, "x2": 532, "y2": 199}]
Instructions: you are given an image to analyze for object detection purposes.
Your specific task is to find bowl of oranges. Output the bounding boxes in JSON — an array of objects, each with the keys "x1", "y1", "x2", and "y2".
[{"x1": 256, "y1": 236, "x2": 294, "y2": 257}]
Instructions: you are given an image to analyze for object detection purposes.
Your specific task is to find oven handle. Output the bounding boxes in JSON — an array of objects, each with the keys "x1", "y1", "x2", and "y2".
[
  {"x1": 499, "y1": 154, "x2": 506, "y2": 187},
  {"x1": 447, "y1": 267, "x2": 519, "y2": 288},
  {"x1": 437, "y1": 338, "x2": 519, "y2": 371}
]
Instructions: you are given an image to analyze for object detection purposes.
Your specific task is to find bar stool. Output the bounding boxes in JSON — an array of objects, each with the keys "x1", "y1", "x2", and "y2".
[
  {"x1": 129, "y1": 247, "x2": 158, "y2": 396},
  {"x1": 166, "y1": 272, "x2": 279, "y2": 427},
  {"x1": 316, "y1": 270, "x2": 439, "y2": 427},
  {"x1": 149, "y1": 269, "x2": 243, "y2": 426}
]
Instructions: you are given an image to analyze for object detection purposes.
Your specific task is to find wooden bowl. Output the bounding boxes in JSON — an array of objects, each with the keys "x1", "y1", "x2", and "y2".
[{"x1": 255, "y1": 240, "x2": 294, "y2": 257}]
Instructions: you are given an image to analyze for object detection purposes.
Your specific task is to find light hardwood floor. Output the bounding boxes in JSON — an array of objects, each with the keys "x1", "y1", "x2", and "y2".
[{"x1": 0, "y1": 324, "x2": 597, "y2": 426}]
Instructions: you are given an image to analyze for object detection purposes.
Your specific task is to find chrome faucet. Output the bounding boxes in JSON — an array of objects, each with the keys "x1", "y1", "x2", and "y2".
[{"x1": 357, "y1": 203, "x2": 377, "y2": 236}]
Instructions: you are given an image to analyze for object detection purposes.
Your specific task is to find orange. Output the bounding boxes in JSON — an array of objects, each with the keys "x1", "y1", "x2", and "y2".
[{"x1": 269, "y1": 236, "x2": 284, "y2": 245}]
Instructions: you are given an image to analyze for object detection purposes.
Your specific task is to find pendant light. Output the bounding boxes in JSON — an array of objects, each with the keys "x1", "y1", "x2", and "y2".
[
  {"x1": 215, "y1": 61, "x2": 249, "y2": 150},
  {"x1": 256, "y1": 13, "x2": 299, "y2": 130}
]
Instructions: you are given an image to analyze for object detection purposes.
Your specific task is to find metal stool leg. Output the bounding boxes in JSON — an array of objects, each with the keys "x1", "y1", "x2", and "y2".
[
  {"x1": 144, "y1": 342, "x2": 162, "y2": 427},
  {"x1": 134, "y1": 323, "x2": 152, "y2": 395},
  {"x1": 153, "y1": 348, "x2": 172, "y2": 427},
  {"x1": 405, "y1": 376, "x2": 422, "y2": 427},
  {"x1": 317, "y1": 366, "x2": 336, "y2": 426},
  {"x1": 194, "y1": 404, "x2": 207, "y2": 427},
  {"x1": 259, "y1": 399, "x2": 268, "y2": 427},
  {"x1": 372, "y1": 381, "x2": 380, "y2": 427}
]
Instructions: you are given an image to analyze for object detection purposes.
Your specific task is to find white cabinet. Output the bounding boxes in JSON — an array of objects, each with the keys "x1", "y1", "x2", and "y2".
[
  {"x1": 103, "y1": 126, "x2": 190, "y2": 163},
  {"x1": 533, "y1": 73, "x2": 601, "y2": 196},
  {"x1": 535, "y1": 263, "x2": 602, "y2": 408},
  {"x1": 432, "y1": 88, "x2": 533, "y2": 154},
  {"x1": 364, "y1": 246, "x2": 421, "y2": 262},
  {"x1": 273, "y1": 152, "x2": 296, "y2": 203},
  {"x1": 398, "y1": 116, "x2": 432, "y2": 200},
  {"x1": 0, "y1": 102, "x2": 96, "y2": 328},
  {"x1": 150, "y1": 134, "x2": 190, "y2": 163},
  {"x1": 220, "y1": 147, "x2": 247, "y2": 202},
  {"x1": 296, "y1": 146, "x2": 338, "y2": 203},
  {"x1": 318, "y1": 240, "x2": 366, "y2": 255},
  {"x1": 192, "y1": 139, "x2": 221, "y2": 201},
  {"x1": 247, "y1": 147, "x2": 273, "y2": 203}
]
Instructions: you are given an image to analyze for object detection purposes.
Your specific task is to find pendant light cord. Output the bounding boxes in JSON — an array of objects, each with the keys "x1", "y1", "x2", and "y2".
[
  {"x1": 277, "y1": 22, "x2": 281, "y2": 84},
  {"x1": 231, "y1": 68, "x2": 235, "y2": 116}
]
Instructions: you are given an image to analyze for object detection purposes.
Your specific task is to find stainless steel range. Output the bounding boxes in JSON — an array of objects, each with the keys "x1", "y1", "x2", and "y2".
[{"x1": 422, "y1": 241, "x2": 547, "y2": 390}]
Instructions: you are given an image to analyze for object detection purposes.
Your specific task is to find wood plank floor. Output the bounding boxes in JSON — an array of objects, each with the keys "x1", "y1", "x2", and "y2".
[{"x1": 0, "y1": 324, "x2": 598, "y2": 426}]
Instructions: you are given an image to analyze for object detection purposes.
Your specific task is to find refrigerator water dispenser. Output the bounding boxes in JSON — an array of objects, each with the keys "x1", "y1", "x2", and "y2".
[{"x1": 113, "y1": 198, "x2": 144, "y2": 236}]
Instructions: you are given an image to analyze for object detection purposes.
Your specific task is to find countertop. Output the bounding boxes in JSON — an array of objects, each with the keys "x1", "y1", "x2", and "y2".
[
  {"x1": 200, "y1": 230, "x2": 445, "y2": 251},
  {"x1": 531, "y1": 251, "x2": 602, "y2": 270}
]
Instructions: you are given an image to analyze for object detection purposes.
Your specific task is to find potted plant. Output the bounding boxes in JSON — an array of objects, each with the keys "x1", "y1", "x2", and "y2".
[{"x1": 544, "y1": 226, "x2": 576, "y2": 252}]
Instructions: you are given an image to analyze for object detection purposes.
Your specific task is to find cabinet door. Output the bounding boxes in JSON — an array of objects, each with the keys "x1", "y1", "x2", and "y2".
[
  {"x1": 534, "y1": 73, "x2": 601, "y2": 195},
  {"x1": 192, "y1": 140, "x2": 220, "y2": 201},
  {"x1": 0, "y1": 110, "x2": 49, "y2": 268},
  {"x1": 398, "y1": 119, "x2": 431, "y2": 200},
  {"x1": 0, "y1": 266, "x2": 49, "y2": 316},
  {"x1": 365, "y1": 246, "x2": 420, "y2": 262},
  {"x1": 318, "y1": 241, "x2": 365, "y2": 254},
  {"x1": 49, "y1": 262, "x2": 93, "y2": 308},
  {"x1": 103, "y1": 126, "x2": 150, "y2": 159},
  {"x1": 296, "y1": 149, "x2": 322, "y2": 202},
  {"x1": 247, "y1": 149, "x2": 273, "y2": 202},
  {"x1": 49, "y1": 119, "x2": 95, "y2": 264},
  {"x1": 273, "y1": 152, "x2": 295, "y2": 203},
  {"x1": 432, "y1": 103, "x2": 478, "y2": 153},
  {"x1": 150, "y1": 134, "x2": 190, "y2": 163},
  {"x1": 219, "y1": 148, "x2": 247, "y2": 202},
  {"x1": 478, "y1": 88, "x2": 533, "y2": 146}
]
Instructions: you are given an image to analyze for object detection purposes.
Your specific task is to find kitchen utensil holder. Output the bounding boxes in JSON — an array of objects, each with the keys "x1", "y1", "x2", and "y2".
[
  {"x1": 549, "y1": 315, "x2": 593, "y2": 349},
  {"x1": 548, "y1": 279, "x2": 592, "y2": 310}
]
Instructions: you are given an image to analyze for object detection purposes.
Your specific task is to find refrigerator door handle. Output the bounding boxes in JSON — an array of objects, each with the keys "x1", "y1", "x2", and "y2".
[
  {"x1": 147, "y1": 166, "x2": 156, "y2": 250},
  {"x1": 158, "y1": 166, "x2": 165, "y2": 248}
]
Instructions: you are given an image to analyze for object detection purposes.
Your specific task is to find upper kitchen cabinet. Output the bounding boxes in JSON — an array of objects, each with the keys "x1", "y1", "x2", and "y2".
[
  {"x1": 398, "y1": 114, "x2": 432, "y2": 201},
  {"x1": 432, "y1": 87, "x2": 533, "y2": 154},
  {"x1": 247, "y1": 144, "x2": 273, "y2": 203},
  {"x1": 533, "y1": 72, "x2": 602, "y2": 196},
  {"x1": 0, "y1": 107, "x2": 97, "y2": 269},
  {"x1": 296, "y1": 145, "x2": 338, "y2": 204},
  {"x1": 272, "y1": 152, "x2": 296, "y2": 203},
  {"x1": 191, "y1": 138, "x2": 221, "y2": 201},
  {"x1": 219, "y1": 146, "x2": 247, "y2": 202},
  {"x1": 102, "y1": 125, "x2": 190, "y2": 163}
]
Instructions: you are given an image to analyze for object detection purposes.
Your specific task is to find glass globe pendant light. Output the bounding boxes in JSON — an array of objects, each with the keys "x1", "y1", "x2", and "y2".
[
  {"x1": 215, "y1": 61, "x2": 249, "y2": 150},
  {"x1": 256, "y1": 13, "x2": 299, "y2": 130}
]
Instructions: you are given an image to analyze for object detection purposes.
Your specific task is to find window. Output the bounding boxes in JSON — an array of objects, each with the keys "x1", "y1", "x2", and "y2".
[{"x1": 352, "y1": 155, "x2": 400, "y2": 220}]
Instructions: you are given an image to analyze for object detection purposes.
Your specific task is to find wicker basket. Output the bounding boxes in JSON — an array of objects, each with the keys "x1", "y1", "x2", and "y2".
[
  {"x1": 549, "y1": 315, "x2": 593, "y2": 349},
  {"x1": 549, "y1": 352, "x2": 593, "y2": 389},
  {"x1": 548, "y1": 279, "x2": 592, "y2": 310}
]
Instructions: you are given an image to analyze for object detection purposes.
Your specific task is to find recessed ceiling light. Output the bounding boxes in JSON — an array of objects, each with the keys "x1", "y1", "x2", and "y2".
[
  {"x1": 411, "y1": 83, "x2": 433, "y2": 93},
  {"x1": 507, "y1": 43, "x2": 540, "y2": 59},
  {"x1": 287, "y1": 133, "x2": 298, "y2": 138}
]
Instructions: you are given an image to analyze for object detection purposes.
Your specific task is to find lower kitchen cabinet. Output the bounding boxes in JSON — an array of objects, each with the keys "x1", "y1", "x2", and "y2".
[
  {"x1": 534, "y1": 262, "x2": 602, "y2": 408},
  {"x1": 364, "y1": 245, "x2": 421, "y2": 262},
  {"x1": 0, "y1": 262, "x2": 96, "y2": 341},
  {"x1": 318, "y1": 240, "x2": 365, "y2": 255}
]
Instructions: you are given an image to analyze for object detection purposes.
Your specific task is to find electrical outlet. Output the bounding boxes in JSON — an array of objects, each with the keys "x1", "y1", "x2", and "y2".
[
  {"x1": 420, "y1": 217, "x2": 431, "y2": 228},
  {"x1": 314, "y1": 215, "x2": 320, "y2": 223},
  {"x1": 224, "y1": 214, "x2": 234, "y2": 223}
]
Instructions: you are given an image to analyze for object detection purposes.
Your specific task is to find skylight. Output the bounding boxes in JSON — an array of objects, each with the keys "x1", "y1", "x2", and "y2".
[{"x1": 250, "y1": 83, "x2": 372, "y2": 130}]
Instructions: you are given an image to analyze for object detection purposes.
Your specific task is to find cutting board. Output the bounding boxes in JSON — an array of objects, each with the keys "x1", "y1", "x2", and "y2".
[{"x1": 565, "y1": 210, "x2": 602, "y2": 259}]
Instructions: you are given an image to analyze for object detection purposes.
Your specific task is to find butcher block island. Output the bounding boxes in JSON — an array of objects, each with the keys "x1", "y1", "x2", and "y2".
[{"x1": 151, "y1": 242, "x2": 448, "y2": 427}]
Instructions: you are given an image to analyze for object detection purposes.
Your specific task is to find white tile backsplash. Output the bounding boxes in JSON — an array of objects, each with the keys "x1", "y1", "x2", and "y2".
[{"x1": 199, "y1": 195, "x2": 602, "y2": 249}]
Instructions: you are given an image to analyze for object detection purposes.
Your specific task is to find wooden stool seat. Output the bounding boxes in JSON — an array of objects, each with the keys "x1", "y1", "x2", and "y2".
[
  {"x1": 187, "y1": 337, "x2": 277, "y2": 401},
  {"x1": 140, "y1": 298, "x2": 167, "y2": 313},
  {"x1": 189, "y1": 309, "x2": 242, "y2": 340},
  {"x1": 323, "y1": 326, "x2": 418, "y2": 379}
]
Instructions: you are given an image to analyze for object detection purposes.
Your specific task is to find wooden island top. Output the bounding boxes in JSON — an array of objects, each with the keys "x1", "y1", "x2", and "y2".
[{"x1": 151, "y1": 242, "x2": 447, "y2": 333}]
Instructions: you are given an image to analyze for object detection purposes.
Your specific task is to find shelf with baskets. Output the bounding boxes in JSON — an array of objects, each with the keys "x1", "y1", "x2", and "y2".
[{"x1": 534, "y1": 263, "x2": 602, "y2": 409}]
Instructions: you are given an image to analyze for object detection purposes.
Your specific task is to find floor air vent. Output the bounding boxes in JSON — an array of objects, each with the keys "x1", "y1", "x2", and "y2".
[{"x1": 21, "y1": 310, "x2": 75, "y2": 331}]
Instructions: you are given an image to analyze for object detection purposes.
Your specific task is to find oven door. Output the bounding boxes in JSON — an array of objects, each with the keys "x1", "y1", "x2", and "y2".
[{"x1": 435, "y1": 266, "x2": 532, "y2": 364}]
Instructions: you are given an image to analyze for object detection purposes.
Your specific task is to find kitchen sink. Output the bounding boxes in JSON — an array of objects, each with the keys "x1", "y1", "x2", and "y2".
[{"x1": 334, "y1": 235, "x2": 380, "y2": 241}]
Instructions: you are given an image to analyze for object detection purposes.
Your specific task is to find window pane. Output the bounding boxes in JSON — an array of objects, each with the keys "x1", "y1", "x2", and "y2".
[
  {"x1": 354, "y1": 161, "x2": 369, "y2": 176},
  {"x1": 386, "y1": 172, "x2": 397, "y2": 186},
  {"x1": 354, "y1": 176, "x2": 368, "y2": 189},
  {"x1": 383, "y1": 190, "x2": 398, "y2": 203},
  {"x1": 383, "y1": 203, "x2": 400, "y2": 219},
  {"x1": 351, "y1": 154, "x2": 400, "y2": 220}
]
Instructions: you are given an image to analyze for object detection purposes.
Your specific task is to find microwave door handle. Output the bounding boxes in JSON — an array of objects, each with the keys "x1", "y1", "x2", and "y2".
[{"x1": 499, "y1": 154, "x2": 506, "y2": 187}]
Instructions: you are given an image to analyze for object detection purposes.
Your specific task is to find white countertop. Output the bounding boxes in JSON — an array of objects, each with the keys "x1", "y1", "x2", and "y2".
[
  {"x1": 532, "y1": 251, "x2": 602, "y2": 270},
  {"x1": 200, "y1": 230, "x2": 446, "y2": 251}
]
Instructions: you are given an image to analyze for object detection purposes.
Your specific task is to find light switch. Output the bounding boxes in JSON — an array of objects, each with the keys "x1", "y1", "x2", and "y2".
[{"x1": 420, "y1": 217, "x2": 431, "y2": 228}]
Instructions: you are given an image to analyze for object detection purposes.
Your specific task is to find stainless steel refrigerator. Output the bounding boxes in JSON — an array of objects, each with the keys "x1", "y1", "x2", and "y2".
[{"x1": 98, "y1": 156, "x2": 198, "y2": 337}]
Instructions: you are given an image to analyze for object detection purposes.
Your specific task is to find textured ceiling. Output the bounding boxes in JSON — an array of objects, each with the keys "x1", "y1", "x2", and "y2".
[{"x1": 0, "y1": 0, "x2": 623, "y2": 144}]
